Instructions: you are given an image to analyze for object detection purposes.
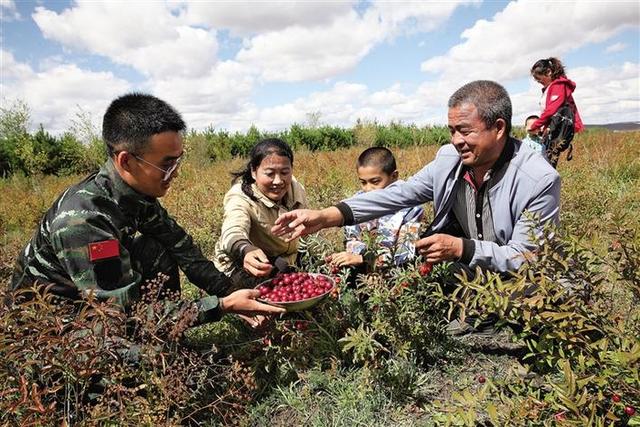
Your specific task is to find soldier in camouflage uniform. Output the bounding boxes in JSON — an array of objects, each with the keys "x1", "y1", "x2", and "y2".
[{"x1": 10, "y1": 93, "x2": 284, "y2": 326}]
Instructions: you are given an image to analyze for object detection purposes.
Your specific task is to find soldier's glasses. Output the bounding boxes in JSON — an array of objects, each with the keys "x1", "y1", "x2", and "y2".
[{"x1": 134, "y1": 155, "x2": 183, "y2": 182}]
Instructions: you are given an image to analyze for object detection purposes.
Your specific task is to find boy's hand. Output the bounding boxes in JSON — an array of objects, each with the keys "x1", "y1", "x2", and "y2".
[
  {"x1": 244, "y1": 248, "x2": 273, "y2": 277},
  {"x1": 415, "y1": 233, "x2": 463, "y2": 263},
  {"x1": 329, "y1": 251, "x2": 363, "y2": 267},
  {"x1": 221, "y1": 289, "x2": 286, "y2": 316}
]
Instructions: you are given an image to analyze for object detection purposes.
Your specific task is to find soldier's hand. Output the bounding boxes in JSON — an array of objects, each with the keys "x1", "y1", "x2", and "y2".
[
  {"x1": 237, "y1": 314, "x2": 272, "y2": 330},
  {"x1": 243, "y1": 248, "x2": 273, "y2": 277},
  {"x1": 221, "y1": 289, "x2": 286, "y2": 316}
]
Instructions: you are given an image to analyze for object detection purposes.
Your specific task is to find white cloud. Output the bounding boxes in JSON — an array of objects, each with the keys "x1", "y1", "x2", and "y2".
[
  {"x1": 1, "y1": 50, "x2": 131, "y2": 133},
  {"x1": 1, "y1": 49, "x2": 33, "y2": 79},
  {"x1": 512, "y1": 62, "x2": 640, "y2": 126},
  {"x1": 421, "y1": 0, "x2": 639, "y2": 82},
  {"x1": 236, "y1": 10, "x2": 386, "y2": 82},
  {"x1": 0, "y1": 0, "x2": 20, "y2": 21},
  {"x1": 570, "y1": 62, "x2": 640, "y2": 124},
  {"x1": 178, "y1": 1, "x2": 355, "y2": 35},
  {"x1": 148, "y1": 60, "x2": 256, "y2": 130},
  {"x1": 230, "y1": 81, "x2": 445, "y2": 132},
  {"x1": 235, "y1": 1, "x2": 476, "y2": 83},
  {"x1": 33, "y1": 1, "x2": 218, "y2": 78},
  {"x1": 238, "y1": 61, "x2": 640, "y2": 132},
  {"x1": 28, "y1": 1, "x2": 475, "y2": 89},
  {"x1": 372, "y1": 0, "x2": 480, "y2": 36},
  {"x1": 605, "y1": 42, "x2": 628, "y2": 53}
]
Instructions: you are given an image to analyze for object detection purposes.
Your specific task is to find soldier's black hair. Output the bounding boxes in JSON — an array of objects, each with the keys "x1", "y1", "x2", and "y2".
[
  {"x1": 231, "y1": 138, "x2": 294, "y2": 201},
  {"x1": 448, "y1": 80, "x2": 512, "y2": 135},
  {"x1": 102, "y1": 93, "x2": 186, "y2": 157},
  {"x1": 356, "y1": 147, "x2": 397, "y2": 175}
]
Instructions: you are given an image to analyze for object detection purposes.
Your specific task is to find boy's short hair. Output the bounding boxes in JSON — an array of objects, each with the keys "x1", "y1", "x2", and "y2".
[
  {"x1": 525, "y1": 114, "x2": 540, "y2": 124},
  {"x1": 102, "y1": 93, "x2": 186, "y2": 157},
  {"x1": 357, "y1": 147, "x2": 397, "y2": 175}
]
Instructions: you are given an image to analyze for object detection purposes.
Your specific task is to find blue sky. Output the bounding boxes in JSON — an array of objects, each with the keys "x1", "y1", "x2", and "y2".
[{"x1": 1, "y1": 0, "x2": 639, "y2": 134}]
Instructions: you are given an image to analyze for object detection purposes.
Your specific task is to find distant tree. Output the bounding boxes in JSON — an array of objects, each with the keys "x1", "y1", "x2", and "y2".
[
  {"x1": 0, "y1": 99, "x2": 31, "y2": 176},
  {"x1": 306, "y1": 111, "x2": 322, "y2": 128},
  {"x1": 69, "y1": 105, "x2": 106, "y2": 170}
]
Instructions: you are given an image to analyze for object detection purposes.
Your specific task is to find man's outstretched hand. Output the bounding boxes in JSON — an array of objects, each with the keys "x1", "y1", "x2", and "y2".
[{"x1": 271, "y1": 207, "x2": 343, "y2": 242}]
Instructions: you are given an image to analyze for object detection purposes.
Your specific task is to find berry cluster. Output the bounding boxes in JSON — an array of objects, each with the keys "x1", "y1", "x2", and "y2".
[
  {"x1": 419, "y1": 262, "x2": 433, "y2": 276},
  {"x1": 258, "y1": 272, "x2": 334, "y2": 303}
]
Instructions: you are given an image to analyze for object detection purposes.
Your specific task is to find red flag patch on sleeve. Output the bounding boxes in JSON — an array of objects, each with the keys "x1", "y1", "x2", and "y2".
[{"x1": 88, "y1": 239, "x2": 120, "y2": 262}]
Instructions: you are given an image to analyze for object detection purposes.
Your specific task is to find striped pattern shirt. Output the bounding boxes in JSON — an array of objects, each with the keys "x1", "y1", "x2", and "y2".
[{"x1": 451, "y1": 140, "x2": 515, "y2": 244}]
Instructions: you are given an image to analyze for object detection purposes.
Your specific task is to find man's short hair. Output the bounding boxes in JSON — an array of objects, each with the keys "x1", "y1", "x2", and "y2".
[
  {"x1": 357, "y1": 146, "x2": 397, "y2": 175},
  {"x1": 102, "y1": 93, "x2": 186, "y2": 156},
  {"x1": 525, "y1": 114, "x2": 539, "y2": 124},
  {"x1": 448, "y1": 80, "x2": 512, "y2": 135}
]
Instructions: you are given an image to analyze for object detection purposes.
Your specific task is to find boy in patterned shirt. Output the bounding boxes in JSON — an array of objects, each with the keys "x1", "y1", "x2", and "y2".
[{"x1": 327, "y1": 147, "x2": 423, "y2": 270}]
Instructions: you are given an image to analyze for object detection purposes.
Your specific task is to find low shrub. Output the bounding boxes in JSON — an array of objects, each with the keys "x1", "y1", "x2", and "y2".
[
  {"x1": 0, "y1": 276, "x2": 249, "y2": 426},
  {"x1": 430, "y1": 222, "x2": 640, "y2": 425}
]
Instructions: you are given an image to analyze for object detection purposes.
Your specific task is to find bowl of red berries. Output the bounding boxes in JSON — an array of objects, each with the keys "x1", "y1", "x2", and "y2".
[{"x1": 255, "y1": 272, "x2": 335, "y2": 312}]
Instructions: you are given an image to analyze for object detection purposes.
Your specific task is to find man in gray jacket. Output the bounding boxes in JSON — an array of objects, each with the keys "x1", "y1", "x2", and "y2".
[{"x1": 272, "y1": 80, "x2": 560, "y2": 274}]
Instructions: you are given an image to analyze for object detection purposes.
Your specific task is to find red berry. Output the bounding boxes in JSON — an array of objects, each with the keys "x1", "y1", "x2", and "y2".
[
  {"x1": 554, "y1": 412, "x2": 566, "y2": 422},
  {"x1": 419, "y1": 262, "x2": 433, "y2": 276},
  {"x1": 401, "y1": 282, "x2": 409, "y2": 288},
  {"x1": 477, "y1": 375, "x2": 486, "y2": 384},
  {"x1": 295, "y1": 321, "x2": 307, "y2": 331},
  {"x1": 625, "y1": 406, "x2": 636, "y2": 416},
  {"x1": 612, "y1": 393, "x2": 621, "y2": 403},
  {"x1": 334, "y1": 277, "x2": 341, "y2": 284}
]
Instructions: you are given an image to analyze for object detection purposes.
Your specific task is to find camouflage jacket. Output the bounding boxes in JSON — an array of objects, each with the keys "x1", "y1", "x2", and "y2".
[{"x1": 11, "y1": 160, "x2": 231, "y2": 322}]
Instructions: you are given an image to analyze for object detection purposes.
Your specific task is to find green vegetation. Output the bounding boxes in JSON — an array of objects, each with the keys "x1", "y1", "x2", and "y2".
[
  {"x1": 0, "y1": 112, "x2": 639, "y2": 425},
  {"x1": 0, "y1": 101, "x2": 448, "y2": 177}
]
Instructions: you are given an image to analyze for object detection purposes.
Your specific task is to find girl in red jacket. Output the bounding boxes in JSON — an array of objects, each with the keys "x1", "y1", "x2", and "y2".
[{"x1": 530, "y1": 57, "x2": 584, "y2": 167}]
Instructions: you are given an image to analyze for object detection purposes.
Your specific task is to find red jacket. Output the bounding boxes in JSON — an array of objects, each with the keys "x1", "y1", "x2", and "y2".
[{"x1": 531, "y1": 77, "x2": 584, "y2": 133}]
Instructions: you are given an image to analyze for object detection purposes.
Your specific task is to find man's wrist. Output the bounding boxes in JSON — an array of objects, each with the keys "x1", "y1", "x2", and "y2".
[
  {"x1": 330, "y1": 204, "x2": 350, "y2": 226},
  {"x1": 459, "y1": 238, "x2": 475, "y2": 264}
]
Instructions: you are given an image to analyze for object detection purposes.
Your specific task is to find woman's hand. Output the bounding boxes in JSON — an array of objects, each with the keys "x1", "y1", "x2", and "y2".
[
  {"x1": 243, "y1": 248, "x2": 273, "y2": 277},
  {"x1": 220, "y1": 289, "x2": 286, "y2": 316},
  {"x1": 328, "y1": 251, "x2": 363, "y2": 267}
]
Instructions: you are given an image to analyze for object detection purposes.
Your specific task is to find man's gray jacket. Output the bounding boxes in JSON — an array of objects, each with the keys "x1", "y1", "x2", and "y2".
[{"x1": 336, "y1": 139, "x2": 560, "y2": 272}]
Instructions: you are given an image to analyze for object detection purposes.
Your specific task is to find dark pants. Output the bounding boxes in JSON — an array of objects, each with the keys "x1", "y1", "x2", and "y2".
[{"x1": 129, "y1": 235, "x2": 180, "y2": 299}]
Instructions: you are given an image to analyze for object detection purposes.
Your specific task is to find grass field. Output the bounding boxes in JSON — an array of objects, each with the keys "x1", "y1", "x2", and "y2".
[{"x1": 1, "y1": 130, "x2": 639, "y2": 425}]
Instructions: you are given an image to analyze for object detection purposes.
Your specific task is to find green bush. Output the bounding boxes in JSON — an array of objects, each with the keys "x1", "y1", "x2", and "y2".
[
  {"x1": 430, "y1": 221, "x2": 640, "y2": 425},
  {"x1": 0, "y1": 100, "x2": 31, "y2": 177}
]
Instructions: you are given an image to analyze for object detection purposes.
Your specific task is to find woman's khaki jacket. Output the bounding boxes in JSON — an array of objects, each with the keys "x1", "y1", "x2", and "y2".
[{"x1": 214, "y1": 178, "x2": 308, "y2": 276}]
